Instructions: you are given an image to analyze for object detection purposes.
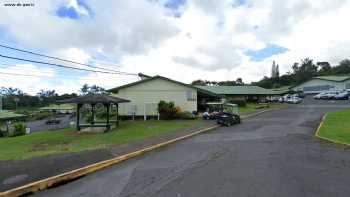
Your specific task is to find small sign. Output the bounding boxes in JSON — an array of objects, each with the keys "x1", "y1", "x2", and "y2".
[{"x1": 26, "y1": 128, "x2": 31, "y2": 134}]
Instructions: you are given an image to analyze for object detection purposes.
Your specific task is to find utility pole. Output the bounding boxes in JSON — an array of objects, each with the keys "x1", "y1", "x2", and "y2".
[{"x1": 0, "y1": 94, "x2": 2, "y2": 112}]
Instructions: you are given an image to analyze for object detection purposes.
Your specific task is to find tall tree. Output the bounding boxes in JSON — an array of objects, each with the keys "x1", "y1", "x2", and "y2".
[
  {"x1": 80, "y1": 84, "x2": 105, "y2": 95},
  {"x1": 271, "y1": 61, "x2": 276, "y2": 78},
  {"x1": 292, "y1": 58, "x2": 318, "y2": 83},
  {"x1": 317, "y1": 62, "x2": 332, "y2": 75},
  {"x1": 334, "y1": 59, "x2": 350, "y2": 74},
  {"x1": 236, "y1": 78, "x2": 244, "y2": 85}
]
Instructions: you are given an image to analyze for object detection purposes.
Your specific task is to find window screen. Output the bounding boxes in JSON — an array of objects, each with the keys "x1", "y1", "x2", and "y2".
[{"x1": 186, "y1": 91, "x2": 196, "y2": 101}]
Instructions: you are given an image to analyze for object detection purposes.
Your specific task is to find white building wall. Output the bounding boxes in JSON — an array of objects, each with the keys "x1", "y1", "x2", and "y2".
[
  {"x1": 113, "y1": 78, "x2": 197, "y2": 116},
  {"x1": 292, "y1": 79, "x2": 350, "y2": 93}
]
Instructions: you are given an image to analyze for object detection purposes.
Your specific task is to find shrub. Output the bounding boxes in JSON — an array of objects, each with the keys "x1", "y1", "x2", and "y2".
[
  {"x1": 0, "y1": 130, "x2": 5, "y2": 137},
  {"x1": 176, "y1": 111, "x2": 196, "y2": 120},
  {"x1": 157, "y1": 100, "x2": 179, "y2": 120},
  {"x1": 12, "y1": 123, "x2": 26, "y2": 137}
]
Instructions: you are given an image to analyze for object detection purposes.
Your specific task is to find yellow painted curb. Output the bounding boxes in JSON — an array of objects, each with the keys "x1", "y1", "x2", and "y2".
[
  {"x1": 314, "y1": 114, "x2": 350, "y2": 147},
  {"x1": 0, "y1": 125, "x2": 220, "y2": 197},
  {"x1": 314, "y1": 114, "x2": 326, "y2": 137}
]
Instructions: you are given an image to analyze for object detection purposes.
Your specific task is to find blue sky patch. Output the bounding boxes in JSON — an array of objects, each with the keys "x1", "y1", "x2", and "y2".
[
  {"x1": 56, "y1": 6, "x2": 79, "y2": 19},
  {"x1": 165, "y1": 0, "x2": 186, "y2": 10},
  {"x1": 245, "y1": 44, "x2": 289, "y2": 61},
  {"x1": 56, "y1": 0, "x2": 92, "y2": 19},
  {"x1": 232, "y1": 0, "x2": 246, "y2": 7}
]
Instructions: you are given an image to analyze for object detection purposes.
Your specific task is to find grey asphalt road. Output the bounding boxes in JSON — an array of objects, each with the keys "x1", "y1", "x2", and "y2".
[
  {"x1": 36, "y1": 98, "x2": 350, "y2": 197},
  {"x1": 26, "y1": 115, "x2": 74, "y2": 132}
]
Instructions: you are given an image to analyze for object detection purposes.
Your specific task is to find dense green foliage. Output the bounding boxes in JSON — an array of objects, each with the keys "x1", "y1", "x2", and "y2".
[
  {"x1": 12, "y1": 123, "x2": 26, "y2": 137},
  {"x1": 0, "y1": 84, "x2": 105, "y2": 111},
  {"x1": 253, "y1": 58, "x2": 350, "y2": 89},
  {"x1": 157, "y1": 100, "x2": 179, "y2": 120},
  {"x1": 80, "y1": 84, "x2": 105, "y2": 95},
  {"x1": 191, "y1": 58, "x2": 350, "y2": 89},
  {"x1": 0, "y1": 87, "x2": 77, "y2": 110},
  {"x1": 191, "y1": 78, "x2": 244, "y2": 86}
]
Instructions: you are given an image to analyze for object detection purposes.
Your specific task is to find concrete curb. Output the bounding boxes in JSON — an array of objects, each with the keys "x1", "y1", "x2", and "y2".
[
  {"x1": 314, "y1": 114, "x2": 350, "y2": 146},
  {"x1": 0, "y1": 125, "x2": 220, "y2": 197}
]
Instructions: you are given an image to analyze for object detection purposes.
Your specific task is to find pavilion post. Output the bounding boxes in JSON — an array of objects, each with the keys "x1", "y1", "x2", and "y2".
[
  {"x1": 76, "y1": 104, "x2": 82, "y2": 131},
  {"x1": 116, "y1": 104, "x2": 119, "y2": 126},
  {"x1": 91, "y1": 104, "x2": 96, "y2": 125},
  {"x1": 106, "y1": 103, "x2": 110, "y2": 131}
]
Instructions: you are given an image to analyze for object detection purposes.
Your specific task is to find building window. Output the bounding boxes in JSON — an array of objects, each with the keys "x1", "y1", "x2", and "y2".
[
  {"x1": 346, "y1": 83, "x2": 350, "y2": 89},
  {"x1": 128, "y1": 105, "x2": 137, "y2": 115},
  {"x1": 186, "y1": 91, "x2": 196, "y2": 101}
]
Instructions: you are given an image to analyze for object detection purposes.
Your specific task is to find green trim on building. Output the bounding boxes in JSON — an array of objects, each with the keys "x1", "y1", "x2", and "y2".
[
  {"x1": 196, "y1": 85, "x2": 278, "y2": 95},
  {"x1": 314, "y1": 76, "x2": 350, "y2": 82}
]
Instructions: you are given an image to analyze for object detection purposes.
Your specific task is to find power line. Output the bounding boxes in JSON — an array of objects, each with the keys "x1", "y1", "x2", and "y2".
[
  {"x1": 0, "y1": 70, "x2": 113, "y2": 81},
  {"x1": 0, "y1": 64, "x2": 56, "y2": 75},
  {"x1": 0, "y1": 54, "x2": 137, "y2": 76},
  {"x1": 0, "y1": 64, "x2": 140, "y2": 81},
  {"x1": 0, "y1": 44, "x2": 126, "y2": 74},
  {"x1": 0, "y1": 71, "x2": 45, "y2": 77}
]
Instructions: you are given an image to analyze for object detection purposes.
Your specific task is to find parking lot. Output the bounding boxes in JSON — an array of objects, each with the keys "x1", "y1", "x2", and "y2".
[
  {"x1": 26, "y1": 115, "x2": 74, "y2": 133},
  {"x1": 36, "y1": 96, "x2": 350, "y2": 197}
]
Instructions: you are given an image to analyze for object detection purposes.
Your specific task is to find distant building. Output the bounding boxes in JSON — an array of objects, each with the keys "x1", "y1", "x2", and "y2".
[{"x1": 291, "y1": 76, "x2": 350, "y2": 94}]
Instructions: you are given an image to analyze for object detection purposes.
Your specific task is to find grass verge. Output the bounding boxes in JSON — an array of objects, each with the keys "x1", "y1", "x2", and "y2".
[
  {"x1": 318, "y1": 109, "x2": 350, "y2": 145},
  {"x1": 0, "y1": 119, "x2": 201, "y2": 160},
  {"x1": 239, "y1": 103, "x2": 286, "y2": 115}
]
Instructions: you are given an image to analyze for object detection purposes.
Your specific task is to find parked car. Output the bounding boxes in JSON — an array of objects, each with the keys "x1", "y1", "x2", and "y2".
[
  {"x1": 203, "y1": 102, "x2": 241, "y2": 126},
  {"x1": 286, "y1": 96, "x2": 302, "y2": 104},
  {"x1": 270, "y1": 96, "x2": 280, "y2": 102},
  {"x1": 314, "y1": 92, "x2": 327, "y2": 99},
  {"x1": 279, "y1": 94, "x2": 291, "y2": 103},
  {"x1": 326, "y1": 91, "x2": 340, "y2": 99},
  {"x1": 45, "y1": 119, "x2": 61, "y2": 125},
  {"x1": 335, "y1": 92, "x2": 349, "y2": 100}
]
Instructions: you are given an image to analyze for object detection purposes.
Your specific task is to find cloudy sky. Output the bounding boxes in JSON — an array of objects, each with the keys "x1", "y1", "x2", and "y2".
[{"x1": 0, "y1": 0, "x2": 349, "y2": 95}]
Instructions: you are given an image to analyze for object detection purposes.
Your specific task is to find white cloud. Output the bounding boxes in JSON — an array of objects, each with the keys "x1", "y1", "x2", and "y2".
[
  {"x1": 0, "y1": 64, "x2": 56, "y2": 94},
  {"x1": 52, "y1": 47, "x2": 91, "y2": 66},
  {"x1": 0, "y1": 0, "x2": 178, "y2": 54},
  {"x1": 67, "y1": 0, "x2": 90, "y2": 16}
]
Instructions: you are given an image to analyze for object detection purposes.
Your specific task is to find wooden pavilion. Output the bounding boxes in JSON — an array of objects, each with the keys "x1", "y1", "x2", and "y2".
[{"x1": 58, "y1": 94, "x2": 130, "y2": 131}]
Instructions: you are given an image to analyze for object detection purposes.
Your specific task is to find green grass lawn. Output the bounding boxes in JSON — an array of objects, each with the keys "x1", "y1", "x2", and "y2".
[
  {"x1": 239, "y1": 103, "x2": 286, "y2": 115},
  {"x1": 318, "y1": 109, "x2": 350, "y2": 144},
  {"x1": 0, "y1": 119, "x2": 201, "y2": 160}
]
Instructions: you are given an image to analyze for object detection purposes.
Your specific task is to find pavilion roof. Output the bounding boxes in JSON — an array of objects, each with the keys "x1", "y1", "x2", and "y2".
[{"x1": 57, "y1": 94, "x2": 130, "y2": 105}]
